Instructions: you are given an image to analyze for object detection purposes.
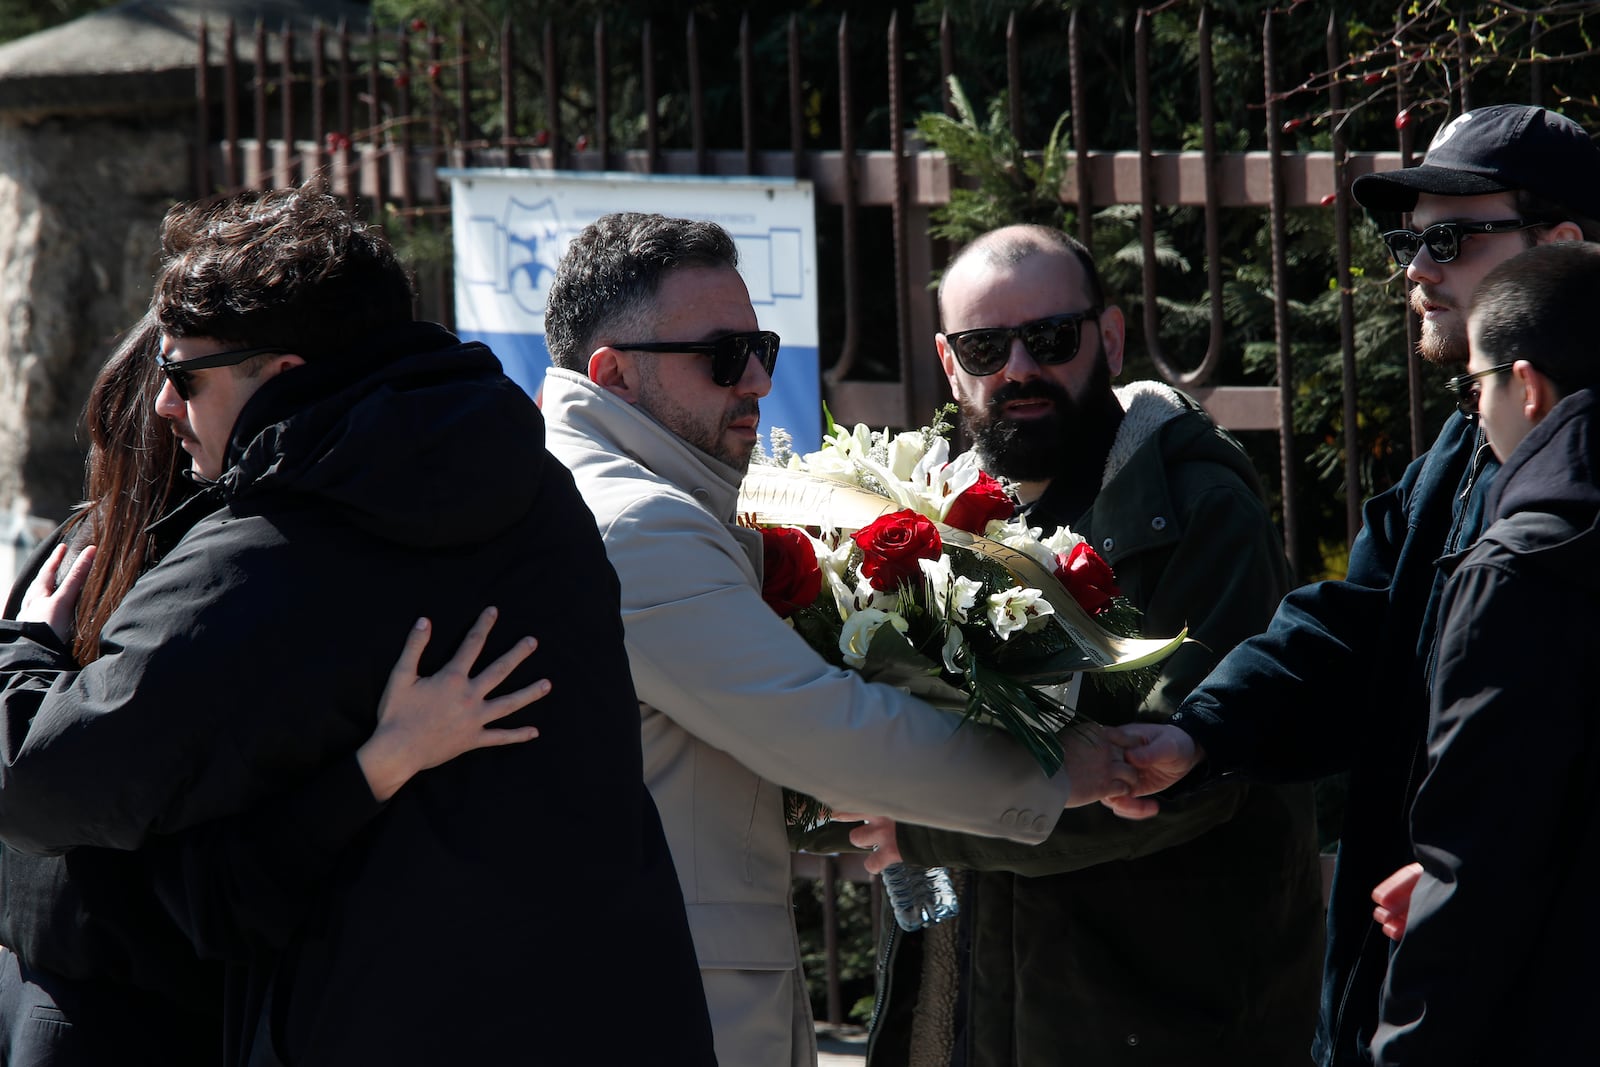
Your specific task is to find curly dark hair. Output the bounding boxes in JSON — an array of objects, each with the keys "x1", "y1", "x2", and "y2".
[
  {"x1": 543, "y1": 212, "x2": 738, "y2": 372},
  {"x1": 153, "y1": 185, "x2": 414, "y2": 358}
]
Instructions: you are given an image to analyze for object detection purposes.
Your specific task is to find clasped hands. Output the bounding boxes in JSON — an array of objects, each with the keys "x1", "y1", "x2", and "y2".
[{"x1": 836, "y1": 721, "x2": 1207, "y2": 874}]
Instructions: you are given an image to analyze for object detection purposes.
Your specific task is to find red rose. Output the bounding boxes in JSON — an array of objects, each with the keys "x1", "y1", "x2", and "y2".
[
  {"x1": 852, "y1": 509, "x2": 943, "y2": 591},
  {"x1": 760, "y1": 527, "x2": 824, "y2": 618},
  {"x1": 943, "y1": 469, "x2": 1015, "y2": 534},
  {"x1": 1054, "y1": 542, "x2": 1122, "y2": 616}
]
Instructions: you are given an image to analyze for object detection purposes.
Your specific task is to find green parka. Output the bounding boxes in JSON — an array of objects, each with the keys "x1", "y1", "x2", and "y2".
[{"x1": 869, "y1": 382, "x2": 1324, "y2": 1067}]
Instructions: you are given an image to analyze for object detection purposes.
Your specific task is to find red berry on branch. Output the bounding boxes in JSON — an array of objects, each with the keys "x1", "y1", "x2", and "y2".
[
  {"x1": 1320, "y1": 192, "x2": 1338, "y2": 207},
  {"x1": 428, "y1": 63, "x2": 442, "y2": 82},
  {"x1": 1395, "y1": 108, "x2": 1413, "y2": 130},
  {"x1": 1281, "y1": 117, "x2": 1304, "y2": 133},
  {"x1": 410, "y1": 18, "x2": 427, "y2": 32},
  {"x1": 394, "y1": 72, "x2": 410, "y2": 89},
  {"x1": 575, "y1": 134, "x2": 590, "y2": 151},
  {"x1": 1364, "y1": 71, "x2": 1384, "y2": 85},
  {"x1": 533, "y1": 129, "x2": 550, "y2": 147}
]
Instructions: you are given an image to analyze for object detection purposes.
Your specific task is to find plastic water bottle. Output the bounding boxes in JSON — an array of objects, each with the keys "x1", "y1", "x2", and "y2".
[{"x1": 880, "y1": 861, "x2": 959, "y2": 931}]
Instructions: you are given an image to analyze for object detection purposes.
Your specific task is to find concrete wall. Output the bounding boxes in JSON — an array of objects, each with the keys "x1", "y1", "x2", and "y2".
[{"x1": 0, "y1": 115, "x2": 188, "y2": 547}]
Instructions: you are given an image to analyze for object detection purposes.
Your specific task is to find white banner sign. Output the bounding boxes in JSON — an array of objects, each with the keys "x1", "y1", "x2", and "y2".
[{"x1": 445, "y1": 170, "x2": 822, "y2": 451}]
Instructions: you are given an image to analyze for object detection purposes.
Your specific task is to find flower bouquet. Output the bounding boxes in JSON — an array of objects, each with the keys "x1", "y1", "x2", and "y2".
[{"x1": 742, "y1": 411, "x2": 1185, "y2": 928}]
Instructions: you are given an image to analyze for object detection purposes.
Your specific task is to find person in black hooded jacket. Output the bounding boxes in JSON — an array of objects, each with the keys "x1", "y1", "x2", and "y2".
[
  {"x1": 0, "y1": 186, "x2": 715, "y2": 1066},
  {"x1": 1371, "y1": 242, "x2": 1600, "y2": 1065}
]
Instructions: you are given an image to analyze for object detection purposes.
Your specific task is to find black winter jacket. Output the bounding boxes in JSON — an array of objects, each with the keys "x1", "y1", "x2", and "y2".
[
  {"x1": 1174, "y1": 411, "x2": 1498, "y2": 1066},
  {"x1": 1371, "y1": 388, "x2": 1600, "y2": 1066},
  {"x1": 0, "y1": 323, "x2": 715, "y2": 1066}
]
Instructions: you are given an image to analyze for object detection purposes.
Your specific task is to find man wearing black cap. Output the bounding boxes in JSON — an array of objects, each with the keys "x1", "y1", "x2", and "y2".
[
  {"x1": 1369, "y1": 241, "x2": 1600, "y2": 1066},
  {"x1": 1103, "y1": 103, "x2": 1600, "y2": 1067}
]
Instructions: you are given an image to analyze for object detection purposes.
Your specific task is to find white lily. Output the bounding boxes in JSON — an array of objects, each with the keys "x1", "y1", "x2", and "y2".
[
  {"x1": 886, "y1": 429, "x2": 932, "y2": 482},
  {"x1": 919, "y1": 554, "x2": 981, "y2": 624},
  {"x1": 840, "y1": 608, "x2": 911, "y2": 669},
  {"x1": 1041, "y1": 526, "x2": 1086, "y2": 556},
  {"x1": 987, "y1": 586, "x2": 1056, "y2": 639}
]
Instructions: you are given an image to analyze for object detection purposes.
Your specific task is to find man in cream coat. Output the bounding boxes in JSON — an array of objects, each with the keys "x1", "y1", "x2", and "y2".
[{"x1": 540, "y1": 212, "x2": 1135, "y2": 1067}]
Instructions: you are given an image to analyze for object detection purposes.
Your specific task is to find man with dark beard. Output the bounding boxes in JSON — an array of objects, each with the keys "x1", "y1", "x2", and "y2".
[
  {"x1": 1107, "y1": 103, "x2": 1600, "y2": 1067},
  {"x1": 856, "y1": 224, "x2": 1324, "y2": 1066},
  {"x1": 537, "y1": 212, "x2": 1145, "y2": 1067}
]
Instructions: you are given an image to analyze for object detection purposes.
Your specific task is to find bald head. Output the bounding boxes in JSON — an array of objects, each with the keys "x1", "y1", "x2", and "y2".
[{"x1": 938, "y1": 225, "x2": 1106, "y2": 327}]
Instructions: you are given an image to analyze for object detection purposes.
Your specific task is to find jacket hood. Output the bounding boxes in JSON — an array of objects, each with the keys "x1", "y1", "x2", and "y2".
[
  {"x1": 1105, "y1": 381, "x2": 1262, "y2": 492},
  {"x1": 1488, "y1": 386, "x2": 1600, "y2": 527},
  {"x1": 219, "y1": 321, "x2": 546, "y2": 549}
]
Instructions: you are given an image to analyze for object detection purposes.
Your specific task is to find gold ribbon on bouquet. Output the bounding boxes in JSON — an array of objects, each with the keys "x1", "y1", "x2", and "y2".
[{"x1": 738, "y1": 465, "x2": 1186, "y2": 674}]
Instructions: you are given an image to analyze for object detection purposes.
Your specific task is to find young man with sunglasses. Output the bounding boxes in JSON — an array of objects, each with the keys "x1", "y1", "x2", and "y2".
[
  {"x1": 0, "y1": 188, "x2": 719, "y2": 1065},
  {"x1": 538, "y1": 212, "x2": 1142, "y2": 1067},
  {"x1": 1108, "y1": 104, "x2": 1600, "y2": 1067},
  {"x1": 1372, "y1": 240, "x2": 1600, "y2": 1065},
  {"x1": 855, "y1": 224, "x2": 1322, "y2": 1066}
]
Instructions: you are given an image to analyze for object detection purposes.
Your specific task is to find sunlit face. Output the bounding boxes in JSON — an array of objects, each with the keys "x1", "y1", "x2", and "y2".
[
  {"x1": 625, "y1": 267, "x2": 771, "y2": 472},
  {"x1": 153, "y1": 336, "x2": 279, "y2": 481},
  {"x1": 936, "y1": 249, "x2": 1124, "y2": 484},
  {"x1": 1465, "y1": 312, "x2": 1531, "y2": 461},
  {"x1": 1405, "y1": 191, "x2": 1536, "y2": 367}
]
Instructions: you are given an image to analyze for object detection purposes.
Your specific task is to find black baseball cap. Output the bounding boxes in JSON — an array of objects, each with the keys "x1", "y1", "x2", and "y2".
[{"x1": 1352, "y1": 104, "x2": 1600, "y2": 219}]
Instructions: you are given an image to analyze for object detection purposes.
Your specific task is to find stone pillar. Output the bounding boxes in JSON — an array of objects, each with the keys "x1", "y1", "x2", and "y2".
[{"x1": 0, "y1": 117, "x2": 188, "y2": 526}]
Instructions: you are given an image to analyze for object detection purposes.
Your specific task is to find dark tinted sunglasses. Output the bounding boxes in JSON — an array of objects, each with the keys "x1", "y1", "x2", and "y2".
[
  {"x1": 611, "y1": 330, "x2": 781, "y2": 387},
  {"x1": 1381, "y1": 218, "x2": 1545, "y2": 267},
  {"x1": 943, "y1": 309, "x2": 1102, "y2": 377},
  {"x1": 1443, "y1": 362, "x2": 1515, "y2": 418},
  {"x1": 156, "y1": 345, "x2": 285, "y2": 401}
]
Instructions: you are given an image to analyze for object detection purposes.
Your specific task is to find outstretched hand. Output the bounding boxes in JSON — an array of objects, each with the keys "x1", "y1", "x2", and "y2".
[
  {"x1": 1096, "y1": 723, "x2": 1204, "y2": 820},
  {"x1": 357, "y1": 607, "x2": 549, "y2": 802},
  {"x1": 1061, "y1": 723, "x2": 1138, "y2": 808},
  {"x1": 17, "y1": 543, "x2": 97, "y2": 642},
  {"x1": 834, "y1": 813, "x2": 901, "y2": 874}
]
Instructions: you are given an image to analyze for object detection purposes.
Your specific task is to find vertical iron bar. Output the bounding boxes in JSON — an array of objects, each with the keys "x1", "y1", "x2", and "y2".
[
  {"x1": 196, "y1": 19, "x2": 210, "y2": 196},
  {"x1": 367, "y1": 19, "x2": 385, "y2": 218},
  {"x1": 253, "y1": 20, "x2": 268, "y2": 188},
  {"x1": 595, "y1": 16, "x2": 610, "y2": 169},
  {"x1": 281, "y1": 22, "x2": 295, "y2": 188},
  {"x1": 544, "y1": 19, "x2": 563, "y2": 169},
  {"x1": 1456, "y1": 18, "x2": 1470, "y2": 113},
  {"x1": 337, "y1": 18, "x2": 351, "y2": 144},
  {"x1": 501, "y1": 16, "x2": 516, "y2": 164},
  {"x1": 740, "y1": 12, "x2": 756, "y2": 175},
  {"x1": 1193, "y1": 4, "x2": 1222, "y2": 385},
  {"x1": 1329, "y1": 9, "x2": 1361, "y2": 549},
  {"x1": 1006, "y1": 11, "x2": 1022, "y2": 141},
  {"x1": 457, "y1": 13, "x2": 471, "y2": 159},
  {"x1": 644, "y1": 19, "x2": 659, "y2": 172},
  {"x1": 1263, "y1": 9, "x2": 1301, "y2": 577},
  {"x1": 788, "y1": 15, "x2": 804, "y2": 177},
  {"x1": 888, "y1": 10, "x2": 911, "y2": 407},
  {"x1": 1134, "y1": 10, "x2": 1164, "y2": 376},
  {"x1": 830, "y1": 11, "x2": 861, "y2": 383},
  {"x1": 821, "y1": 857, "x2": 842, "y2": 1025},
  {"x1": 688, "y1": 13, "x2": 706, "y2": 174},
  {"x1": 310, "y1": 22, "x2": 326, "y2": 184},
  {"x1": 1068, "y1": 8, "x2": 1091, "y2": 248},
  {"x1": 940, "y1": 8, "x2": 954, "y2": 116},
  {"x1": 428, "y1": 29, "x2": 442, "y2": 166},
  {"x1": 223, "y1": 19, "x2": 240, "y2": 190},
  {"x1": 1396, "y1": 16, "x2": 1421, "y2": 460},
  {"x1": 397, "y1": 21, "x2": 413, "y2": 210}
]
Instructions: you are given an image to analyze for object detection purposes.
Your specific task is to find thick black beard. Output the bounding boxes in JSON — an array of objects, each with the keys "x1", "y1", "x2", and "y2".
[{"x1": 960, "y1": 356, "x2": 1120, "y2": 483}]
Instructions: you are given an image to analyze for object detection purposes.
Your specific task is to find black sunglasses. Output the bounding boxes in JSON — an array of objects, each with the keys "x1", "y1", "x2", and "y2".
[
  {"x1": 1444, "y1": 362, "x2": 1516, "y2": 418},
  {"x1": 1381, "y1": 218, "x2": 1546, "y2": 267},
  {"x1": 156, "y1": 345, "x2": 285, "y2": 401},
  {"x1": 611, "y1": 330, "x2": 781, "y2": 387},
  {"x1": 943, "y1": 309, "x2": 1102, "y2": 377}
]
